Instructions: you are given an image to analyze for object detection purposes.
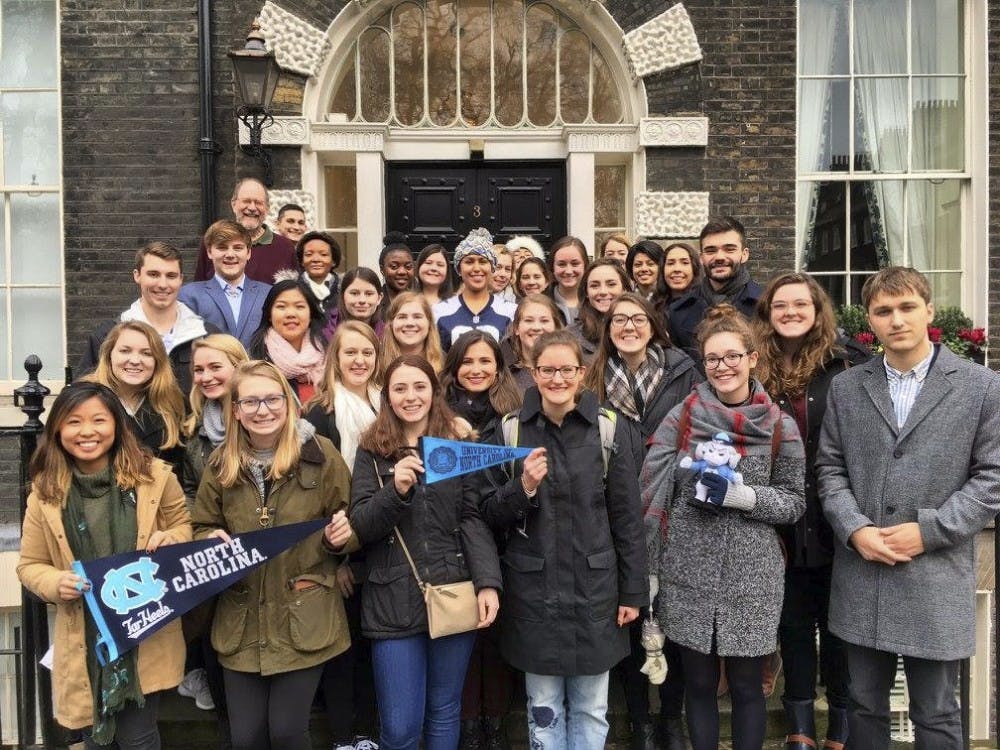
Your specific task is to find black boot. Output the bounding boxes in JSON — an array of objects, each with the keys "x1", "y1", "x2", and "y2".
[
  {"x1": 629, "y1": 721, "x2": 659, "y2": 750},
  {"x1": 823, "y1": 705, "x2": 849, "y2": 750},
  {"x1": 482, "y1": 716, "x2": 508, "y2": 750},
  {"x1": 656, "y1": 716, "x2": 689, "y2": 750},
  {"x1": 459, "y1": 719, "x2": 485, "y2": 750},
  {"x1": 782, "y1": 699, "x2": 817, "y2": 749}
]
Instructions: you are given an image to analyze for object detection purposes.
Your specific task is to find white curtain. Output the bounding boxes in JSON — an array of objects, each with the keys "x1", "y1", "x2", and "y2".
[
  {"x1": 797, "y1": 0, "x2": 843, "y2": 267},
  {"x1": 853, "y1": 1, "x2": 909, "y2": 267}
]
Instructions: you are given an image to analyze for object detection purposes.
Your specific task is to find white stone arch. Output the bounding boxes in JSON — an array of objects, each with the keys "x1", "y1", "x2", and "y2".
[{"x1": 246, "y1": 1, "x2": 710, "y2": 266}]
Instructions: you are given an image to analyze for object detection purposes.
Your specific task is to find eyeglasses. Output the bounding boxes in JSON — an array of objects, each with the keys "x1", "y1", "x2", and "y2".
[
  {"x1": 235, "y1": 394, "x2": 287, "y2": 413},
  {"x1": 610, "y1": 313, "x2": 650, "y2": 329},
  {"x1": 704, "y1": 352, "x2": 751, "y2": 370},
  {"x1": 534, "y1": 365, "x2": 582, "y2": 380},
  {"x1": 771, "y1": 301, "x2": 814, "y2": 313}
]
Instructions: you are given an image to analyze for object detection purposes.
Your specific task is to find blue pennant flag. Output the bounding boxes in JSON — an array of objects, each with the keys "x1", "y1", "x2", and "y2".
[
  {"x1": 71, "y1": 518, "x2": 327, "y2": 665},
  {"x1": 421, "y1": 436, "x2": 533, "y2": 484}
]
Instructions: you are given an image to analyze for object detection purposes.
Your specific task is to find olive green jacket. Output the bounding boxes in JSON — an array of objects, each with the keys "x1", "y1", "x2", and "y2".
[{"x1": 191, "y1": 435, "x2": 358, "y2": 675}]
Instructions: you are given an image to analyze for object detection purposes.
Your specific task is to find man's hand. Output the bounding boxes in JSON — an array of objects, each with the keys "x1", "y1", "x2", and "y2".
[
  {"x1": 849, "y1": 526, "x2": 912, "y2": 565},
  {"x1": 879, "y1": 523, "x2": 925, "y2": 558}
]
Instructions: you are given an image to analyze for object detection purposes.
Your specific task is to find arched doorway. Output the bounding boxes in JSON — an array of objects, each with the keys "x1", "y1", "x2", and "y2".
[{"x1": 301, "y1": 0, "x2": 647, "y2": 268}]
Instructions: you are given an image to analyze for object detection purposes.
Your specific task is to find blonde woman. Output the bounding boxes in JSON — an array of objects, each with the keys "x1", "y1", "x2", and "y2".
[
  {"x1": 84, "y1": 319, "x2": 186, "y2": 473},
  {"x1": 378, "y1": 291, "x2": 445, "y2": 377},
  {"x1": 491, "y1": 245, "x2": 517, "y2": 304},
  {"x1": 192, "y1": 360, "x2": 355, "y2": 750},
  {"x1": 499, "y1": 294, "x2": 563, "y2": 391}
]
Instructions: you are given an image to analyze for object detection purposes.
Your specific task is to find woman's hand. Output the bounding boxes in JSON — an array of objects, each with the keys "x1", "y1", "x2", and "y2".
[
  {"x1": 336, "y1": 565, "x2": 356, "y2": 598},
  {"x1": 145, "y1": 530, "x2": 175, "y2": 552},
  {"x1": 393, "y1": 455, "x2": 424, "y2": 495},
  {"x1": 477, "y1": 587, "x2": 500, "y2": 628},
  {"x1": 325, "y1": 510, "x2": 353, "y2": 549},
  {"x1": 208, "y1": 528, "x2": 234, "y2": 545},
  {"x1": 58, "y1": 571, "x2": 89, "y2": 601},
  {"x1": 520, "y1": 447, "x2": 548, "y2": 494},
  {"x1": 617, "y1": 605, "x2": 639, "y2": 627}
]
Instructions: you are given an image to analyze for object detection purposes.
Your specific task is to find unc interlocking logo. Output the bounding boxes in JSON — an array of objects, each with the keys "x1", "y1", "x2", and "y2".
[
  {"x1": 100, "y1": 557, "x2": 167, "y2": 615},
  {"x1": 428, "y1": 446, "x2": 458, "y2": 475}
]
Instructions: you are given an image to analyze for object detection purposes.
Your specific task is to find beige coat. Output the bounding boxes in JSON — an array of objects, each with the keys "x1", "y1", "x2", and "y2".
[{"x1": 17, "y1": 459, "x2": 192, "y2": 730}]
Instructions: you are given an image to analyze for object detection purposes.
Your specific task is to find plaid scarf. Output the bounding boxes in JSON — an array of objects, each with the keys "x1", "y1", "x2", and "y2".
[
  {"x1": 605, "y1": 345, "x2": 666, "y2": 422},
  {"x1": 641, "y1": 379, "x2": 802, "y2": 588}
]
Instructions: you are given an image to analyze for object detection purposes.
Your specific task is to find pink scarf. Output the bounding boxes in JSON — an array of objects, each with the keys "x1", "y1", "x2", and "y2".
[{"x1": 264, "y1": 328, "x2": 325, "y2": 385}]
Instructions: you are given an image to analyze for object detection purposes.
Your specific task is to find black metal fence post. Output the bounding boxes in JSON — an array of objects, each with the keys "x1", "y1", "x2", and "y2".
[{"x1": 12, "y1": 355, "x2": 52, "y2": 749}]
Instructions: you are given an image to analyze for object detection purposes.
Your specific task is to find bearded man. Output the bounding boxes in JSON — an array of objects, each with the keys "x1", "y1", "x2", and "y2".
[{"x1": 667, "y1": 216, "x2": 764, "y2": 362}]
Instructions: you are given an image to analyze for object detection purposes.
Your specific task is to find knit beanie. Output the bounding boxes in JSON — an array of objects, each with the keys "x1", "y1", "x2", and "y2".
[{"x1": 453, "y1": 227, "x2": 497, "y2": 270}]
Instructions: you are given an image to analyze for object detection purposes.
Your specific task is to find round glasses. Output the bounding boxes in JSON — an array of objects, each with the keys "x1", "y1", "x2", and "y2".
[
  {"x1": 610, "y1": 313, "x2": 650, "y2": 328},
  {"x1": 235, "y1": 394, "x2": 287, "y2": 413},
  {"x1": 704, "y1": 352, "x2": 751, "y2": 370}
]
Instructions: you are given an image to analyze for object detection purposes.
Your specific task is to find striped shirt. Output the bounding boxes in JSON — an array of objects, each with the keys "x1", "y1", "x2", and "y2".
[{"x1": 884, "y1": 346, "x2": 935, "y2": 428}]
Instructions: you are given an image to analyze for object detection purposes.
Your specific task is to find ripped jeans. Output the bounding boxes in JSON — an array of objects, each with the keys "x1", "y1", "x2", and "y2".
[{"x1": 524, "y1": 671, "x2": 610, "y2": 750}]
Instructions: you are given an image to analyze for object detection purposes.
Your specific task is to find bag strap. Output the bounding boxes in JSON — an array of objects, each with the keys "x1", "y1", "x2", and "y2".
[
  {"x1": 370, "y1": 456, "x2": 426, "y2": 591},
  {"x1": 675, "y1": 393, "x2": 696, "y2": 452},
  {"x1": 771, "y1": 414, "x2": 782, "y2": 464}
]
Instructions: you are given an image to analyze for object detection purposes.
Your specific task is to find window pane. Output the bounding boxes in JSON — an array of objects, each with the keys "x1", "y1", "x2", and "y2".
[
  {"x1": 907, "y1": 179, "x2": 961, "y2": 271},
  {"x1": 592, "y1": 50, "x2": 622, "y2": 124},
  {"x1": 493, "y1": 0, "x2": 524, "y2": 126},
  {"x1": 801, "y1": 182, "x2": 846, "y2": 271},
  {"x1": 853, "y1": 0, "x2": 907, "y2": 74},
  {"x1": 853, "y1": 180, "x2": 905, "y2": 268},
  {"x1": 12, "y1": 288, "x2": 62, "y2": 379},
  {"x1": 923, "y1": 272, "x2": 962, "y2": 307},
  {"x1": 1, "y1": 91, "x2": 59, "y2": 185},
  {"x1": 913, "y1": 0, "x2": 963, "y2": 74},
  {"x1": 594, "y1": 166, "x2": 625, "y2": 228},
  {"x1": 11, "y1": 193, "x2": 60, "y2": 284},
  {"x1": 360, "y1": 29, "x2": 391, "y2": 122},
  {"x1": 525, "y1": 4, "x2": 558, "y2": 126},
  {"x1": 799, "y1": 0, "x2": 848, "y2": 75},
  {"x1": 426, "y1": 0, "x2": 459, "y2": 126},
  {"x1": 330, "y1": 47, "x2": 357, "y2": 120},
  {"x1": 559, "y1": 30, "x2": 590, "y2": 124},
  {"x1": 393, "y1": 3, "x2": 425, "y2": 126},
  {"x1": 325, "y1": 166, "x2": 358, "y2": 229},
  {"x1": 798, "y1": 78, "x2": 849, "y2": 172},
  {"x1": 912, "y1": 77, "x2": 964, "y2": 171},
  {"x1": 459, "y1": 0, "x2": 490, "y2": 126},
  {"x1": 330, "y1": 231, "x2": 359, "y2": 273},
  {"x1": 0, "y1": 0, "x2": 57, "y2": 87},
  {"x1": 812, "y1": 274, "x2": 849, "y2": 307},
  {"x1": 854, "y1": 78, "x2": 908, "y2": 172}
]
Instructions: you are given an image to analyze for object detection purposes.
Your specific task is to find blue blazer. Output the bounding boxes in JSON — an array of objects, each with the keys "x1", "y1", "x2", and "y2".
[{"x1": 178, "y1": 278, "x2": 271, "y2": 350}]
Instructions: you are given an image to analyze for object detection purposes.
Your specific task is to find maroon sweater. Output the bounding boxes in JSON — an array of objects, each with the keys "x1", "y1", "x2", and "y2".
[{"x1": 194, "y1": 226, "x2": 297, "y2": 284}]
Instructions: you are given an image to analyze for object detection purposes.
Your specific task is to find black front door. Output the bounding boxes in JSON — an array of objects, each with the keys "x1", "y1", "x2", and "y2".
[{"x1": 385, "y1": 160, "x2": 566, "y2": 253}]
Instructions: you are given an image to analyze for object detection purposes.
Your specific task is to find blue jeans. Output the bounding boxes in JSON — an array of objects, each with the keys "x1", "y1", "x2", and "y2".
[
  {"x1": 371, "y1": 632, "x2": 477, "y2": 750},
  {"x1": 524, "y1": 672, "x2": 610, "y2": 750}
]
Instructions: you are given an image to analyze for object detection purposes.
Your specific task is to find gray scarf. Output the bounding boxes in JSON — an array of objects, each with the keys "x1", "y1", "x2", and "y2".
[
  {"x1": 697, "y1": 263, "x2": 752, "y2": 306},
  {"x1": 199, "y1": 400, "x2": 226, "y2": 447}
]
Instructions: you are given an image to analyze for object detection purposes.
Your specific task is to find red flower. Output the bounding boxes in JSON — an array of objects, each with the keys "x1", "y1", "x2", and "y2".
[
  {"x1": 927, "y1": 327, "x2": 942, "y2": 343},
  {"x1": 958, "y1": 328, "x2": 986, "y2": 347},
  {"x1": 854, "y1": 332, "x2": 875, "y2": 346}
]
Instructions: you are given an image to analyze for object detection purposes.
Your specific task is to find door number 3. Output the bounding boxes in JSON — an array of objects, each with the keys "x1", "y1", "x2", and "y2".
[{"x1": 472, "y1": 205, "x2": 481, "y2": 218}]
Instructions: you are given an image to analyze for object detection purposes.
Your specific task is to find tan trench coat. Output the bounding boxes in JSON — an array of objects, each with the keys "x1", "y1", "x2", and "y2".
[{"x1": 17, "y1": 459, "x2": 192, "y2": 730}]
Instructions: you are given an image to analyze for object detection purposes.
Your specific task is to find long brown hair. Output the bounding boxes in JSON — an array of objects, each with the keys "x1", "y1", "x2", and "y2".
[
  {"x1": 584, "y1": 293, "x2": 672, "y2": 399},
  {"x1": 87, "y1": 320, "x2": 186, "y2": 450},
  {"x1": 753, "y1": 272, "x2": 841, "y2": 397},
  {"x1": 379, "y1": 292, "x2": 444, "y2": 377},
  {"x1": 209, "y1": 360, "x2": 302, "y2": 487},
  {"x1": 440, "y1": 330, "x2": 522, "y2": 415},
  {"x1": 577, "y1": 258, "x2": 632, "y2": 344},
  {"x1": 30, "y1": 382, "x2": 153, "y2": 504},
  {"x1": 359, "y1": 355, "x2": 465, "y2": 458},
  {"x1": 508, "y1": 294, "x2": 564, "y2": 366}
]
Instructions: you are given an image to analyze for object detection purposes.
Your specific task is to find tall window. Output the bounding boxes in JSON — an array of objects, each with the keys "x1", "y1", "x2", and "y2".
[
  {"x1": 329, "y1": 0, "x2": 624, "y2": 128},
  {"x1": 796, "y1": 0, "x2": 966, "y2": 306},
  {"x1": 0, "y1": 0, "x2": 62, "y2": 383}
]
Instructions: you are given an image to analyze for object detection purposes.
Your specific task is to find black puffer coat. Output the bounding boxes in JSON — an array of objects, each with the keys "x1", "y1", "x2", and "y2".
[
  {"x1": 350, "y1": 448, "x2": 502, "y2": 640},
  {"x1": 773, "y1": 338, "x2": 870, "y2": 567},
  {"x1": 482, "y1": 388, "x2": 648, "y2": 675}
]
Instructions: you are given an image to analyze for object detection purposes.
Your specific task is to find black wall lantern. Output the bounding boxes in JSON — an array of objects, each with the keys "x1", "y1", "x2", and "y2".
[{"x1": 228, "y1": 19, "x2": 281, "y2": 186}]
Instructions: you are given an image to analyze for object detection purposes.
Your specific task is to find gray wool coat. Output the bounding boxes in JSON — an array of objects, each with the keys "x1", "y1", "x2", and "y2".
[
  {"x1": 816, "y1": 346, "x2": 1000, "y2": 661},
  {"x1": 641, "y1": 382, "x2": 806, "y2": 657}
]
